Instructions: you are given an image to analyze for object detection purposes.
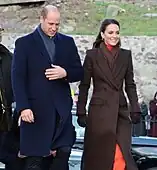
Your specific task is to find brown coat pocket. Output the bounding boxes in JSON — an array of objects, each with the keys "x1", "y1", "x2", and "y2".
[{"x1": 90, "y1": 98, "x2": 104, "y2": 105}]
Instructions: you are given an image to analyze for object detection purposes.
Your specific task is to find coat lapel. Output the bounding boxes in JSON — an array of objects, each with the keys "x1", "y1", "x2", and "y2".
[
  {"x1": 95, "y1": 44, "x2": 125, "y2": 90},
  {"x1": 32, "y1": 29, "x2": 62, "y2": 65},
  {"x1": 96, "y1": 47, "x2": 118, "y2": 90},
  {"x1": 52, "y1": 33, "x2": 62, "y2": 65},
  {"x1": 32, "y1": 29, "x2": 52, "y2": 64},
  {"x1": 32, "y1": 30, "x2": 65, "y2": 67},
  {"x1": 112, "y1": 49, "x2": 125, "y2": 79}
]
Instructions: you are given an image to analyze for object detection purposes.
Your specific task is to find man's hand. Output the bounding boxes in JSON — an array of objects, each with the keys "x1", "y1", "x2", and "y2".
[
  {"x1": 45, "y1": 65, "x2": 67, "y2": 80},
  {"x1": 21, "y1": 109, "x2": 34, "y2": 123},
  {"x1": 50, "y1": 150, "x2": 57, "y2": 157}
]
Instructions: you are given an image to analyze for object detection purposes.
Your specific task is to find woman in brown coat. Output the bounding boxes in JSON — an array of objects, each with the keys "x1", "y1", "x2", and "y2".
[{"x1": 76, "y1": 19, "x2": 141, "y2": 170}]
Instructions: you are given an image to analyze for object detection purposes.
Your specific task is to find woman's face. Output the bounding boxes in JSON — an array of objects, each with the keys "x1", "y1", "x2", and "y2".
[{"x1": 101, "y1": 23, "x2": 120, "y2": 46}]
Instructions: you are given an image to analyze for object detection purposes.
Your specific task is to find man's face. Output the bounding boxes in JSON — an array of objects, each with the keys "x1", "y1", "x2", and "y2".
[{"x1": 40, "y1": 11, "x2": 60, "y2": 37}]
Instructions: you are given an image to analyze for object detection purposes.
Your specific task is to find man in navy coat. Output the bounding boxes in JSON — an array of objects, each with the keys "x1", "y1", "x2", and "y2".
[{"x1": 11, "y1": 5, "x2": 83, "y2": 170}]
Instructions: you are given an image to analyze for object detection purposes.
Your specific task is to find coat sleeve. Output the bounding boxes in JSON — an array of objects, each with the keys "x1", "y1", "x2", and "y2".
[
  {"x1": 76, "y1": 51, "x2": 92, "y2": 116},
  {"x1": 11, "y1": 38, "x2": 30, "y2": 114},
  {"x1": 124, "y1": 50, "x2": 140, "y2": 113},
  {"x1": 64, "y1": 38, "x2": 83, "y2": 83}
]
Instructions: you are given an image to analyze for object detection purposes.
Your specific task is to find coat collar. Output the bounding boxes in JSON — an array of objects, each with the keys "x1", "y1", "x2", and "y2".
[
  {"x1": 32, "y1": 29, "x2": 59, "y2": 65},
  {"x1": 99, "y1": 42, "x2": 119, "y2": 70},
  {"x1": 95, "y1": 45, "x2": 125, "y2": 90}
]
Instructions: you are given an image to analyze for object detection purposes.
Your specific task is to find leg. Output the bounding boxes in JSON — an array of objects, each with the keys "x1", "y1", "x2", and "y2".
[
  {"x1": 24, "y1": 156, "x2": 43, "y2": 170},
  {"x1": 49, "y1": 147, "x2": 71, "y2": 170},
  {"x1": 5, "y1": 158, "x2": 24, "y2": 170},
  {"x1": 42, "y1": 156, "x2": 53, "y2": 170}
]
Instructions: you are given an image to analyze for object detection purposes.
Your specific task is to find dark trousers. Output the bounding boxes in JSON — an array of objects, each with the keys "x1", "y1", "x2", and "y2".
[
  {"x1": 5, "y1": 158, "x2": 24, "y2": 170},
  {"x1": 24, "y1": 157, "x2": 43, "y2": 170},
  {"x1": 23, "y1": 147, "x2": 71, "y2": 170},
  {"x1": 49, "y1": 147, "x2": 70, "y2": 170}
]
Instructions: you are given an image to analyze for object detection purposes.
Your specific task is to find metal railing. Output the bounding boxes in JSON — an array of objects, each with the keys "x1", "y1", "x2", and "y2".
[{"x1": 132, "y1": 115, "x2": 157, "y2": 138}]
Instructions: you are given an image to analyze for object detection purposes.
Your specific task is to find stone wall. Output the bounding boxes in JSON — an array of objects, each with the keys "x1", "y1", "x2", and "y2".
[
  {"x1": 0, "y1": 0, "x2": 44, "y2": 5},
  {"x1": 2, "y1": 33, "x2": 157, "y2": 102}
]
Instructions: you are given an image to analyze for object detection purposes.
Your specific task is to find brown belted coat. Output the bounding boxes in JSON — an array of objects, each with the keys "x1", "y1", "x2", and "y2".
[{"x1": 77, "y1": 44, "x2": 140, "y2": 170}]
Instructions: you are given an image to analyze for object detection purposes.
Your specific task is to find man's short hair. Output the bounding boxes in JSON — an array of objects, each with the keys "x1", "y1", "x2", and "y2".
[{"x1": 41, "y1": 5, "x2": 59, "y2": 19}]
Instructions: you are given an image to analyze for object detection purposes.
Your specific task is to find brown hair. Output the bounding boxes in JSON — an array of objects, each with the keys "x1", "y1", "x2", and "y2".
[{"x1": 93, "y1": 19, "x2": 120, "y2": 48}]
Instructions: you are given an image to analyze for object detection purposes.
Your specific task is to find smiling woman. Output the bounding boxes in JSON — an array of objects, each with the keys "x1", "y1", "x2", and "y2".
[{"x1": 76, "y1": 18, "x2": 141, "y2": 170}]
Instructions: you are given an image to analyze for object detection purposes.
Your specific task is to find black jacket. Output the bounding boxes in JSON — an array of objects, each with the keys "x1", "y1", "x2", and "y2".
[{"x1": 0, "y1": 44, "x2": 13, "y2": 107}]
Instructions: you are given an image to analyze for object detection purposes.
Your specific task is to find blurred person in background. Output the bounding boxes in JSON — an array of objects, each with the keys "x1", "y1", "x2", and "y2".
[
  {"x1": 149, "y1": 91, "x2": 157, "y2": 137},
  {"x1": 0, "y1": 27, "x2": 20, "y2": 170},
  {"x1": 132, "y1": 100, "x2": 148, "y2": 137}
]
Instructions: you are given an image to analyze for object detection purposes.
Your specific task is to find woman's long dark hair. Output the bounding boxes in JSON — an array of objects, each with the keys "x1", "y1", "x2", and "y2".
[{"x1": 93, "y1": 19, "x2": 120, "y2": 48}]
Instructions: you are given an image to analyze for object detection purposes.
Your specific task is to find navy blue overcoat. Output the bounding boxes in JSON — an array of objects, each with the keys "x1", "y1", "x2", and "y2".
[{"x1": 11, "y1": 29, "x2": 83, "y2": 156}]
